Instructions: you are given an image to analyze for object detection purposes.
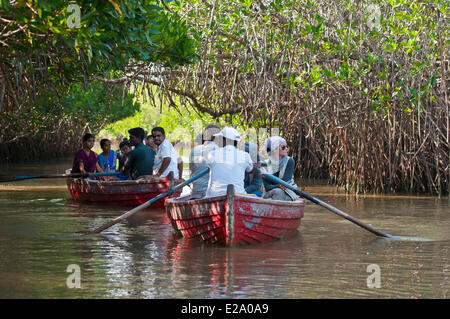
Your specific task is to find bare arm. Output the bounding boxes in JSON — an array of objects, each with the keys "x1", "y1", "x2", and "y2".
[
  {"x1": 177, "y1": 157, "x2": 183, "y2": 180},
  {"x1": 96, "y1": 162, "x2": 104, "y2": 173},
  {"x1": 156, "y1": 157, "x2": 171, "y2": 177},
  {"x1": 79, "y1": 160, "x2": 85, "y2": 174}
]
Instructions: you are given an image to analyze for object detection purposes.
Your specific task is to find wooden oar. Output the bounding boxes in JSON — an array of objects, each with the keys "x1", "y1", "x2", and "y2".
[
  {"x1": 261, "y1": 173, "x2": 394, "y2": 238},
  {"x1": 0, "y1": 171, "x2": 122, "y2": 183},
  {"x1": 91, "y1": 168, "x2": 210, "y2": 234}
]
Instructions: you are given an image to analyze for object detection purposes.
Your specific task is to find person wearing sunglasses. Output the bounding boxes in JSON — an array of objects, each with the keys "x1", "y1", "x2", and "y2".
[{"x1": 260, "y1": 136, "x2": 299, "y2": 201}]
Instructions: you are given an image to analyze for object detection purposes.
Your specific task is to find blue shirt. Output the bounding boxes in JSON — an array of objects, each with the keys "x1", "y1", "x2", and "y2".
[
  {"x1": 98, "y1": 150, "x2": 117, "y2": 172},
  {"x1": 244, "y1": 167, "x2": 263, "y2": 194},
  {"x1": 262, "y1": 157, "x2": 295, "y2": 192}
]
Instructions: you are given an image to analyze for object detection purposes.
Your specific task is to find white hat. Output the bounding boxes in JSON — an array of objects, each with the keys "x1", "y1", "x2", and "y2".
[
  {"x1": 214, "y1": 126, "x2": 241, "y2": 141},
  {"x1": 265, "y1": 136, "x2": 286, "y2": 155}
]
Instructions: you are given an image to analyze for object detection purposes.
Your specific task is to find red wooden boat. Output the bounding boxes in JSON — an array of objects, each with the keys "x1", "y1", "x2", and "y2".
[
  {"x1": 165, "y1": 185, "x2": 305, "y2": 246},
  {"x1": 67, "y1": 177, "x2": 180, "y2": 208}
]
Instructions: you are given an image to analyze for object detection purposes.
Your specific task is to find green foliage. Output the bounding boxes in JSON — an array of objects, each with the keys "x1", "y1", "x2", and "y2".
[
  {"x1": 0, "y1": 0, "x2": 199, "y2": 158},
  {"x1": 0, "y1": 0, "x2": 199, "y2": 83},
  {"x1": 100, "y1": 84, "x2": 250, "y2": 144},
  {"x1": 34, "y1": 80, "x2": 140, "y2": 133}
]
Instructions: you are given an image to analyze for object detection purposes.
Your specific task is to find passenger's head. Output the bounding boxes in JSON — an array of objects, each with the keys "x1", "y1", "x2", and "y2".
[
  {"x1": 119, "y1": 139, "x2": 132, "y2": 155},
  {"x1": 202, "y1": 124, "x2": 220, "y2": 144},
  {"x1": 265, "y1": 136, "x2": 288, "y2": 159},
  {"x1": 100, "y1": 138, "x2": 111, "y2": 152},
  {"x1": 214, "y1": 127, "x2": 240, "y2": 147},
  {"x1": 128, "y1": 127, "x2": 145, "y2": 146},
  {"x1": 82, "y1": 133, "x2": 95, "y2": 149},
  {"x1": 151, "y1": 127, "x2": 166, "y2": 146},
  {"x1": 145, "y1": 135, "x2": 158, "y2": 150}
]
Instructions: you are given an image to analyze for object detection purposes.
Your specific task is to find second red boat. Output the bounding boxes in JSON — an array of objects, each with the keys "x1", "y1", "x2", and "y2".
[{"x1": 67, "y1": 177, "x2": 180, "y2": 209}]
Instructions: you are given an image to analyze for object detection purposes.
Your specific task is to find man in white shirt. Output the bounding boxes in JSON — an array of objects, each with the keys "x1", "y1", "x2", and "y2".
[
  {"x1": 205, "y1": 127, "x2": 253, "y2": 197},
  {"x1": 151, "y1": 127, "x2": 182, "y2": 180},
  {"x1": 189, "y1": 124, "x2": 220, "y2": 198}
]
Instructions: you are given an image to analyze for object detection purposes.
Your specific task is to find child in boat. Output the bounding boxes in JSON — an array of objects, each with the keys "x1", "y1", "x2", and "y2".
[
  {"x1": 118, "y1": 139, "x2": 131, "y2": 170},
  {"x1": 260, "y1": 136, "x2": 299, "y2": 201},
  {"x1": 145, "y1": 135, "x2": 158, "y2": 151},
  {"x1": 117, "y1": 139, "x2": 132, "y2": 180},
  {"x1": 98, "y1": 138, "x2": 120, "y2": 181},
  {"x1": 72, "y1": 133, "x2": 104, "y2": 175},
  {"x1": 98, "y1": 138, "x2": 117, "y2": 172}
]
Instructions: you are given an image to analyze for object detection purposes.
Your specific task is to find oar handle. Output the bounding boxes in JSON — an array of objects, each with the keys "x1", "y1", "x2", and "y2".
[
  {"x1": 2, "y1": 171, "x2": 122, "y2": 182},
  {"x1": 91, "y1": 168, "x2": 210, "y2": 234},
  {"x1": 261, "y1": 172, "x2": 393, "y2": 238}
]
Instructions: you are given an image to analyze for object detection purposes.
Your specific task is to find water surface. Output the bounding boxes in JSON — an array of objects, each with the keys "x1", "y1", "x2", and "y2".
[{"x1": 0, "y1": 158, "x2": 449, "y2": 298}]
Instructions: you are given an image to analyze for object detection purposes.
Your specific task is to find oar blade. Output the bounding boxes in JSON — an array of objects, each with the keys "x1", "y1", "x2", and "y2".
[
  {"x1": 92, "y1": 218, "x2": 122, "y2": 234},
  {"x1": 90, "y1": 168, "x2": 211, "y2": 234},
  {"x1": 261, "y1": 172, "x2": 393, "y2": 238},
  {"x1": 91, "y1": 192, "x2": 168, "y2": 234}
]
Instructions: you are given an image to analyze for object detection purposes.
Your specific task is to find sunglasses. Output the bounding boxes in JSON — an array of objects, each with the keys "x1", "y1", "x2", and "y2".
[{"x1": 281, "y1": 145, "x2": 289, "y2": 150}]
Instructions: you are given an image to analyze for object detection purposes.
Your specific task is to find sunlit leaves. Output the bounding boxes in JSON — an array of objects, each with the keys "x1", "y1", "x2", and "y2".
[{"x1": 1, "y1": 0, "x2": 199, "y2": 82}]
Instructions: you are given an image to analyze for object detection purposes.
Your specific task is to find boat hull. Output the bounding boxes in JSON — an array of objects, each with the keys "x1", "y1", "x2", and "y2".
[
  {"x1": 67, "y1": 178, "x2": 180, "y2": 208},
  {"x1": 165, "y1": 185, "x2": 305, "y2": 246}
]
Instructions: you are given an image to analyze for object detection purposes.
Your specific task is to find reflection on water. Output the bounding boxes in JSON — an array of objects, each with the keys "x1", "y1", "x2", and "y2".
[{"x1": 0, "y1": 158, "x2": 449, "y2": 298}]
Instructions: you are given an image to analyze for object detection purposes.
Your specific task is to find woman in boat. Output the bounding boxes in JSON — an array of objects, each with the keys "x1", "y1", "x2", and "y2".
[
  {"x1": 261, "y1": 136, "x2": 299, "y2": 201},
  {"x1": 71, "y1": 133, "x2": 104, "y2": 175},
  {"x1": 242, "y1": 141, "x2": 263, "y2": 197},
  {"x1": 98, "y1": 139, "x2": 117, "y2": 172}
]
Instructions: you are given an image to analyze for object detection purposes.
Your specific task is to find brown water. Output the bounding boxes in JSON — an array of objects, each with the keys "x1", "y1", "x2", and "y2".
[{"x1": 0, "y1": 158, "x2": 449, "y2": 298}]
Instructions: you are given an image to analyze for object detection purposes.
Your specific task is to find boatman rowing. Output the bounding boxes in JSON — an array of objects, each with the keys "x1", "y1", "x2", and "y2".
[{"x1": 205, "y1": 127, "x2": 254, "y2": 197}]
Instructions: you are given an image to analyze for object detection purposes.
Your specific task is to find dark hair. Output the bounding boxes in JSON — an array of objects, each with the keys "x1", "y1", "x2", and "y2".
[
  {"x1": 151, "y1": 127, "x2": 165, "y2": 135},
  {"x1": 82, "y1": 133, "x2": 94, "y2": 142},
  {"x1": 223, "y1": 137, "x2": 238, "y2": 147},
  {"x1": 119, "y1": 138, "x2": 131, "y2": 149},
  {"x1": 128, "y1": 127, "x2": 145, "y2": 140},
  {"x1": 100, "y1": 138, "x2": 110, "y2": 148},
  {"x1": 203, "y1": 124, "x2": 220, "y2": 143}
]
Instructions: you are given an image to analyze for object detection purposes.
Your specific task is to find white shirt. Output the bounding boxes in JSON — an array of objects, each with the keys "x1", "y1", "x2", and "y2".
[
  {"x1": 189, "y1": 142, "x2": 219, "y2": 198},
  {"x1": 153, "y1": 139, "x2": 179, "y2": 179},
  {"x1": 205, "y1": 145, "x2": 253, "y2": 197}
]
